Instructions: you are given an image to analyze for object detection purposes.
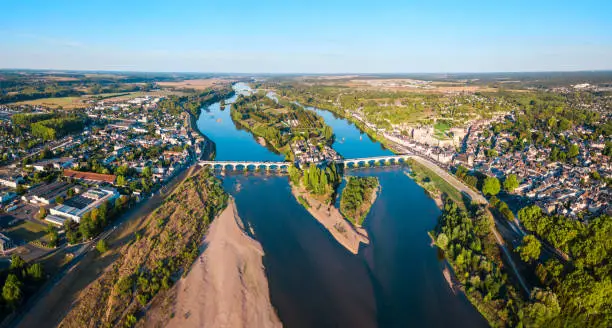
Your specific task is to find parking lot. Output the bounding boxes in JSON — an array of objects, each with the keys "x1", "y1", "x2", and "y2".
[{"x1": 2, "y1": 202, "x2": 49, "y2": 244}]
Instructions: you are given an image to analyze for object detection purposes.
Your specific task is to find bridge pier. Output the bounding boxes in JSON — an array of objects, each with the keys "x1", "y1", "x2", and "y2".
[{"x1": 198, "y1": 154, "x2": 413, "y2": 173}]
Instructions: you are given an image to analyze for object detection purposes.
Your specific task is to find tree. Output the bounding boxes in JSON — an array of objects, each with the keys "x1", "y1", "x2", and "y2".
[
  {"x1": 9, "y1": 255, "x2": 26, "y2": 271},
  {"x1": 287, "y1": 165, "x2": 301, "y2": 185},
  {"x1": 522, "y1": 289, "x2": 561, "y2": 326},
  {"x1": 604, "y1": 141, "x2": 612, "y2": 157},
  {"x1": 2, "y1": 274, "x2": 22, "y2": 307},
  {"x1": 39, "y1": 147, "x2": 53, "y2": 160},
  {"x1": 558, "y1": 118, "x2": 571, "y2": 131},
  {"x1": 96, "y1": 239, "x2": 108, "y2": 253},
  {"x1": 142, "y1": 166, "x2": 152, "y2": 179},
  {"x1": 46, "y1": 225, "x2": 59, "y2": 248},
  {"x1": 547, "y1": 117, "x2": 557, "y2": 131},
  {"x1": 55, "y1": 196, "x2": 64, "y2": 204},
  {"x1": 79, "y1": 213, "x2": 95, "y2": 241},
  {"x1": 436, "y1": 233, "x2": 449, "y2": 249},
  {"x1": 568, "y1": 144, "x2": 580, "y2": 158},
  {"x1": 516, "y1": 235, "x2": 541, "y2": 263},
  {"x1": 116, "y1": 175, "x2": 127, "y2": 186},
  {"x1": 482, "y1": 176, "x2": 500, "y2": 196},
  {"x1": 503, "y1": 174, "x2": 519, "y2": 192},
  {"x1": 27, "y1": 263, "x2": 44, "y2": 281},
  {"x1": 518, "y1": 205, "x2": 543, "y2": 232}
]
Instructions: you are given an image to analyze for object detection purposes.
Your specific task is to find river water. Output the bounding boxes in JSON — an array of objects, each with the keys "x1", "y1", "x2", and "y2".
[{"x1": 196, "y1": 83, "x2": 487, "y2": 327}]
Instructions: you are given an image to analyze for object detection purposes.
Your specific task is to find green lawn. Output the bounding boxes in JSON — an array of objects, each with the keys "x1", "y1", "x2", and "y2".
[
  {"x1": 407, "y1": 159, "x2": 466, "y2": 208},
  {"x1": 434, "y1": 121, "x2": 451, "y2": 139},
  {"x1": 4, "y1": 220, "x2": 47, "y2": 242}
]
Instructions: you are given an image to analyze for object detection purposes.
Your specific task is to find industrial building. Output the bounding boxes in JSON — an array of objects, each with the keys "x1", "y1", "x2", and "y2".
[
  {"x1": 22, "y1": 181, "x2": 74, "y2": 205},
  {"x1": 47, "y1": 187, "x2": 118, "y2": 224}
]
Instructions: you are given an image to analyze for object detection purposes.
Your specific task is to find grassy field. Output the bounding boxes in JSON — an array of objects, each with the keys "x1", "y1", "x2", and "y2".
[
  {"x1": 10, "y1": 97, "x2": 84, "y2": 109},
  {"x1": 407, "y1": 159, "x2": 465, "y2": 208},
  {"x1": 87, "y1": 90, "x2": 184, "y2": 102},
  {"x1": 434, "y1": 121, "x2": 451, "y2": 139},
  {"x1": 4, "y1": 219, "x2": 47, "y2": 242},
  {"x1": 9, "y1": 90, "x2": 186, "y2": 109}
]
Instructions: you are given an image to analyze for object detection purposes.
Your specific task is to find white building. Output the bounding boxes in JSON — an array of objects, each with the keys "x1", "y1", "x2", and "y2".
[{"x1": 49, "y1": 187, "x2": 119, "y2": 223}]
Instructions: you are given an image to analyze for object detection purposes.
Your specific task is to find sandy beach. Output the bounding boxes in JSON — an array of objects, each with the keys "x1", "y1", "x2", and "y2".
[
  {"x1": 291, "y1": 186, "x2": 369, "y2": 254},
  {"x1": 165, "y1": 199, "x2": 282, "y2": 328}
]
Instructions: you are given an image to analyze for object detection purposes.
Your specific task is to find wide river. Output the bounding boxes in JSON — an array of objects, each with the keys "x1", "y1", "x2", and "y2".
[{"x1": 196, "y1": 83, "x2": 488, "y2": 327}]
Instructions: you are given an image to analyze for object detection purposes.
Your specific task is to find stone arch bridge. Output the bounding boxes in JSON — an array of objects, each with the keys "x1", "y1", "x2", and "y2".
[
  {"x1": 198, "y1": 160, "x2": 290, "y2": 171},
  {"x1": 198, "y1": 154, "x2": 415, "y2": 171}
]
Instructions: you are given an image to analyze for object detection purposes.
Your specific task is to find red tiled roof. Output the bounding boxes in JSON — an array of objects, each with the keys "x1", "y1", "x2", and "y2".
[{"x1": 63, "y1": 169, "x2": 116, "y2": 184}]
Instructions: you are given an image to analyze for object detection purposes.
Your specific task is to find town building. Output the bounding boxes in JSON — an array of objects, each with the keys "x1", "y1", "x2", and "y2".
[
  {"x1": 63, "y1": 169, "x2": 116, "y2": 185},
  {"x1": 0, "y1": 233, "x2": 14, "y2": 253}
]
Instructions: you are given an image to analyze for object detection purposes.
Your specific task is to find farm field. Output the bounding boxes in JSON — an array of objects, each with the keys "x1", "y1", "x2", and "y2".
[
  {"x1": 10, "y1": 96, "x2": 85, "y2": 109},
  {"x1": 157, "y1": 78, "x2": 232, "y2": 90},
  {"x1": 8, "y1": 90, "x2": 185, "y2": 108}
]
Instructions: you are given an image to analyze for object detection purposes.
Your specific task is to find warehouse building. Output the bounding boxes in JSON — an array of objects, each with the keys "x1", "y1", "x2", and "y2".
[{"x1": 48, "y1": 187, "x2": 118, "y2": 224}]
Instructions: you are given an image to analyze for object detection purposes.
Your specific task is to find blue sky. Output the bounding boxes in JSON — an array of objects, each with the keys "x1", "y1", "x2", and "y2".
[{"x1": 1, "y1": 0, "x2": 611, "y2": 73}]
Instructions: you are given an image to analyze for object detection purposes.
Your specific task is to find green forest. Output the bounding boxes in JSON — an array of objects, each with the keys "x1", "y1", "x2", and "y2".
[
  {"x1": 11, "y1": 112, "x2": 88, "y2": 141},
  {"x1": 339, "y1": 176, "x2": 379, "y2": 226},
  {"x1": 516, "y1": 205, "x2": 611, "y2": 327},
  {"x1": 31, "y1": 116, "x2": 88, "y2": 140},
  {"x1": 435, "y1": 201, "x2": 612, "y2": 327},
  {"x1": 288, "y1": 163, "x2": 341, "y2": 202}
]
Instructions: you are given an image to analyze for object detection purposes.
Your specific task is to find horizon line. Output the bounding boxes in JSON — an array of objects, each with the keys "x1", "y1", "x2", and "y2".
[{"x1": 1, "y1": 67, "x2": 612, "y2": 76}]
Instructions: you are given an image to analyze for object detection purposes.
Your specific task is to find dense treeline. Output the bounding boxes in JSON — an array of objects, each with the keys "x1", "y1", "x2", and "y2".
[
  {"x1": 61, "y1": 169, "x2": 228, "y2": 327},
  {"x1": 0, "y1": 255, "x2": 45, "y2": 320},
  {"x1": 434, "y1": 201, "x2": 523, "y2": 326},
  {"x1": 288, "y1": 163, "x2": 341, "y2": 201},
  {"x1": 437, "y1": 200, "x2": 612, "y2": 327},
  {"x1": 31, "y1": 116, "x2": 88, "y2": 140},
  {"x1": 0, "y1": 75, "x2": 156, "y2": 104},
  {"x1": 1, "y1": 88, "x2": 82, "y2": 104},
  {"x1": 0, "y1": 70, "x2": 231, "y2": 105},
  {"x1": 11, "y1": 112, "x2": 88, "y2": 140},
  {"x1": 517, "y1": 205, "x2": 611, "y2": 327},
  {"x1": 339, "y1": 176, "x2": 379, "y2": 226},
  {"x1": 11, "y1": 113, "x2": 57, "y2": 126}
]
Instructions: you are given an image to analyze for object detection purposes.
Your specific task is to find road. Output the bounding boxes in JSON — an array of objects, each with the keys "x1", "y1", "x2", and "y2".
[
  {"x1": 13, "y1": 137, "x2": 75, "y2": 165},
  {"x1": 407, "y1": 155, "x2": 488, "y2": 204},
  {"x1": 7, "y1": 164, "x2": 199, "y2": 328},
  {"x1": 487, "y1": 211, "x2": 530, "y2": 295}
]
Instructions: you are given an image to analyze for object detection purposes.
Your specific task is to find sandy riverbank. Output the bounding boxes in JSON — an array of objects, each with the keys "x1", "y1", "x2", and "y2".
[
  {"x1": 164, "y1": 199, "x2": 281, "y2": 328},
  {"x1": 291, "y1": 186, "x2": 369, "y2": 254}
]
